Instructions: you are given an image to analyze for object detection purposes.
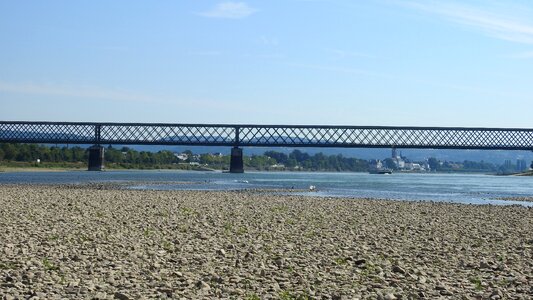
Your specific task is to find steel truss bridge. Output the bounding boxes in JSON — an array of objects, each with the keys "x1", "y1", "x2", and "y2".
[{"x1": 1, "y1": 121, "x2": 533, "y2": 172}]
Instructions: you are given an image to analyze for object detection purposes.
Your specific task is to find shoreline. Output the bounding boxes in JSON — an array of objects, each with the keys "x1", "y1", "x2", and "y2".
[
  {"x1": 1, "y1": 184, "x2": 532, "y2": 299},
  {"x1": 1, "y1": 164, "x2": 517, "y2": 175},
  {"x1": 0, "y1": 167, "x2": 85, "y2": 173},
  {"x1": 1, "y1": 178, "x2": 533, "y2": 207}
]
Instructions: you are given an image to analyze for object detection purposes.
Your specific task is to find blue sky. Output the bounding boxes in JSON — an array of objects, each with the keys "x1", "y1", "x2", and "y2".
[{"x1": 1, "y1": 0, "x2": 532, "y2": 127}]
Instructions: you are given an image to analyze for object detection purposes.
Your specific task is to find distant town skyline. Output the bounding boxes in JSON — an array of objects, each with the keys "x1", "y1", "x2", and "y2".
[{"x1": 1, "y1": 1, "x2": 533, "y2": 128}]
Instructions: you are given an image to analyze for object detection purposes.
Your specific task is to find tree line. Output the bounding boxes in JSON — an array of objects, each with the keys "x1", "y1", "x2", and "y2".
[
  {"x1": 1, "y1": 143, "x2": 528, "y2": 173},
  {"x1": 0, "y1": 144, "x2": 181, "y2": 169},
  {"x1": 0, "y1": 143, "x2": 369, "y2": 171},
  {"x1": 0, "y1": 143, "x2": 87, "y2": 163},
  {"x1": 263, "y1": 150, "x2": 369, "y2": 171}
]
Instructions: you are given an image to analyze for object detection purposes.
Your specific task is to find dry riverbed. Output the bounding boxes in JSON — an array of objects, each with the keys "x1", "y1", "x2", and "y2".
[{"x1": 1, "y1": 185, "x2": 532, "y2": 299}]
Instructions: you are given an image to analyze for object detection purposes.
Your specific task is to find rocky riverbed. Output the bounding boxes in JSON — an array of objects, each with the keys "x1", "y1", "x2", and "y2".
[{"x1": 1, "y1": 185, "x2": 532, "y2": 299}]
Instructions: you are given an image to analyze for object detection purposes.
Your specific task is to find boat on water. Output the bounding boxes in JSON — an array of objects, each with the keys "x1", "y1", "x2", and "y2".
[{"x1": 368, "y1": 168, "x2": 393, "y2": 174}]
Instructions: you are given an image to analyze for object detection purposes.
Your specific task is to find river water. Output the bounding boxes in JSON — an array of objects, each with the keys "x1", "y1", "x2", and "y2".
[{"x1": 1, "y1": 170, "x2": 532, "y2": 206}]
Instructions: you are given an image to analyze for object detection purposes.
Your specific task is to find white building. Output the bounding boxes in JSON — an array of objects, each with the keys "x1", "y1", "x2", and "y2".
[{"x1": 174, "y1": 153, "x2": 189, "y2": 161}]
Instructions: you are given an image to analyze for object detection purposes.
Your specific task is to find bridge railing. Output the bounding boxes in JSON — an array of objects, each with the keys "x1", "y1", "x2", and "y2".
[
  {"x1": 0, "y1": 121, "x2": 96, "y2": 144},
  {"x1": 0, "y1": 122, "x2": 239, "y2": 146},
  {"x1": 99, "y1": 124, "x2": 236, "y2": 146},
  {"x1": 1, "y1": 121, "x2": 533, "y2": 150},
  {"x1": 237, "y1": 125, "x2": 533, "y2": 150}
]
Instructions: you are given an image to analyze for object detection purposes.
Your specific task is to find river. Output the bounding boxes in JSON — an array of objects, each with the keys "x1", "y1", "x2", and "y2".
[{"x1": 2, "y1": 170, "x2": 532, "y2": 206}]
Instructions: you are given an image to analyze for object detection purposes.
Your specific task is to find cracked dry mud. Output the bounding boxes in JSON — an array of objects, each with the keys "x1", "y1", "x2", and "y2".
[{"x1": 1, "y1": 185, "x2": 532, "y2": 299}]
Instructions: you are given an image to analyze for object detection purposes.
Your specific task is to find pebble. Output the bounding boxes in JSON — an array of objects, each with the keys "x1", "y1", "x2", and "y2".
[
  {"x1": 196, "y1": 280, "x2": 210, "y2": 290},
  {"x1": 384, "y1": 294, "x2": 397, "y2": 300},
  {"x1": 113, "y1": 292, "x2": 131, "y2": 300},
  {"x1": 392, "y1": 265, "x2": 406, "y2": 274}
]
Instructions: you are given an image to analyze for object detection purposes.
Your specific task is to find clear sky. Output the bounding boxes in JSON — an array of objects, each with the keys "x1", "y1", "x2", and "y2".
[{"x1": 1, "y1": 0, "x2": 532, "y2": 127}]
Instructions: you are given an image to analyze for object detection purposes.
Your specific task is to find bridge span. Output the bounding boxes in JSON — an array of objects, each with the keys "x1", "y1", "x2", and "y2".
[{"x1": 1, "y1": 121, "x2": 533, "y2": 172}]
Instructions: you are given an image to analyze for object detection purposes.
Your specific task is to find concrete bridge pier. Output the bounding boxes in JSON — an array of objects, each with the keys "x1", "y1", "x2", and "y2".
[
  {"x1": 88, "y1": 145, "x2": 105, "y2": 171},
  {"x1": 229, "y1": 147, "x2": 244, "y2": 173}
]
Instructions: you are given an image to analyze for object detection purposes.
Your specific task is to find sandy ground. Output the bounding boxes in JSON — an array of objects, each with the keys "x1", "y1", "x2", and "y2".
[{"x1": 1, "y1": 184, "x2": 532, "y2": 299}]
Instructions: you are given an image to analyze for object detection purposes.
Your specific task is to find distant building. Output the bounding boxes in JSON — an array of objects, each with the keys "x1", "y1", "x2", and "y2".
[
  {"x1": 504, "y1": 160, "x2": 512, "y2": 169},
  {"x1": 517, "y1": 159, "x2": 527, "y2": 172},
  {"x1": 391, "y1": 148, "x2": 405, "y2": 169},
  {"x1": 369, "y1": 159, "x2": 384, "y2": 170},
  {"x1": 174, "y1": 153, "x2": 189, "y2": 161},
  {"x1": 269, "y1": 164, "x2": 285, "y2": 170},
  {"x1": 405, "y1": 162, "x2": 424, "y2": 171}
]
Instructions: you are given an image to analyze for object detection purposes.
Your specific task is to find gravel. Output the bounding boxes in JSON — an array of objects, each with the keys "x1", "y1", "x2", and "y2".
[{"x1": 1, "y1": 184, "x2": 532, "y2": 299}]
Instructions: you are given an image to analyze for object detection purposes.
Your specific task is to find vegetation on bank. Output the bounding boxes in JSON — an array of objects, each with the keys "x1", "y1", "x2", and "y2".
[
  {"x1": 0, "y1": 144, "x2": 212, "y2": 171},
  {"x1": 0, "y1": 143, "x2": 370, "y2": 172},
  {"x1": 1, "y1": 143, "x2": 531, "y2": 173}
]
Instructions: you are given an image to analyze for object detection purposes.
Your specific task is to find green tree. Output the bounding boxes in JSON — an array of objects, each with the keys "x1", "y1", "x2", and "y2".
[
  {"x1": 286, "y1": 158, "x2": 298, "y2": 168},
  {"x1": 139, "y1": 151, "x2": 153, "y2": 164},
  {"x1": 126, "y1": 150, "x2": 140, "y2": 164},
  {"x1": 105, "y1": 148, "x2": 123, "y2": 163},
  {"x1": 289, "y1": 150, "x2": 310, "y2": 163},
  {"x1": 49, "y1": 147, "x2": 62, "y2": 162},
  {"x1": 155, "y1": 150, "x2": 177, "y2": 164},
  {"x1": 1, "y1": 143, "x2": 18, "y2": 161},
  {"x1": 16, "y1": 145, "x2": 32, "y2": 161},
  {"x1": 61, "y1": 147, "x2": 73, "y2": 161},
  {"x1": 71, "y1": 147, "x2": 87, "y2": 162},
  {"x1": 264, "y1": 151, "x2": 287, "y2": 164},
  {"x1": 0, "y1": 148, "x2": 4, "y2": 161},
  {"x1": 247, "y1": 155, "x2": 276, "y2": 170}
]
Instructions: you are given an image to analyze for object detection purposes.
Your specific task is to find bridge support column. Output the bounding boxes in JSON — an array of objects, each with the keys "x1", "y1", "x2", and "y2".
[
  {"x1": 88, "y1": 145, "x2": 105, "y2": 171},
  {"x1": 229, "y1": 147, "x2": 244, "y2": 173}
]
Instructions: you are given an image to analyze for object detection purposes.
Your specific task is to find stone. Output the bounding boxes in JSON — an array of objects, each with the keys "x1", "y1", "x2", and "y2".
[
  {"x1": 211, "y1": 274, "x2": 223, "y2": 283},
  {"x1": 392, "y1": 265, "x2": 406, "y2": 274},
  {"x1": 480, "y1": 259, "x2": 491, "y2": 269},
  {"x1": 274, "y1": 257, "x2": 285, "y2": 267},
  {"x1": 196, "y1": 280, "x2": 210, "y2": 290},
  {"x1": 384, "y1": 294, "x2": 397, "y2": 300},
  {"x1": 114, "y1": 292, "x2": 131, "y2": 300},
  {"x1": 2, "y1": 283, "x2": 16, "y2": 288}
]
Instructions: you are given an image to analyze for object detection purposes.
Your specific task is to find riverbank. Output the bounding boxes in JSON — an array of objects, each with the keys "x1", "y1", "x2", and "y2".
[
  {"x1": 0, "y1": 162, "x2": 217, "y2": 173},
  {"x1": 0, "y1": 162, "x2": 86, "y2": 172},
  {"x1": 514, "y1": 170, "x2": 533, "y2": 176},
  {"x1": 1, "y1": 185, "x2": 532, "y2": 299}
]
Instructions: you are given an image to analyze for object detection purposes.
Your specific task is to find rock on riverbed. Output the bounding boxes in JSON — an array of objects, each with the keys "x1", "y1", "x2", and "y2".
[{"x1": 0, "y1": 185, "x2": 532, "y2": 299}]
